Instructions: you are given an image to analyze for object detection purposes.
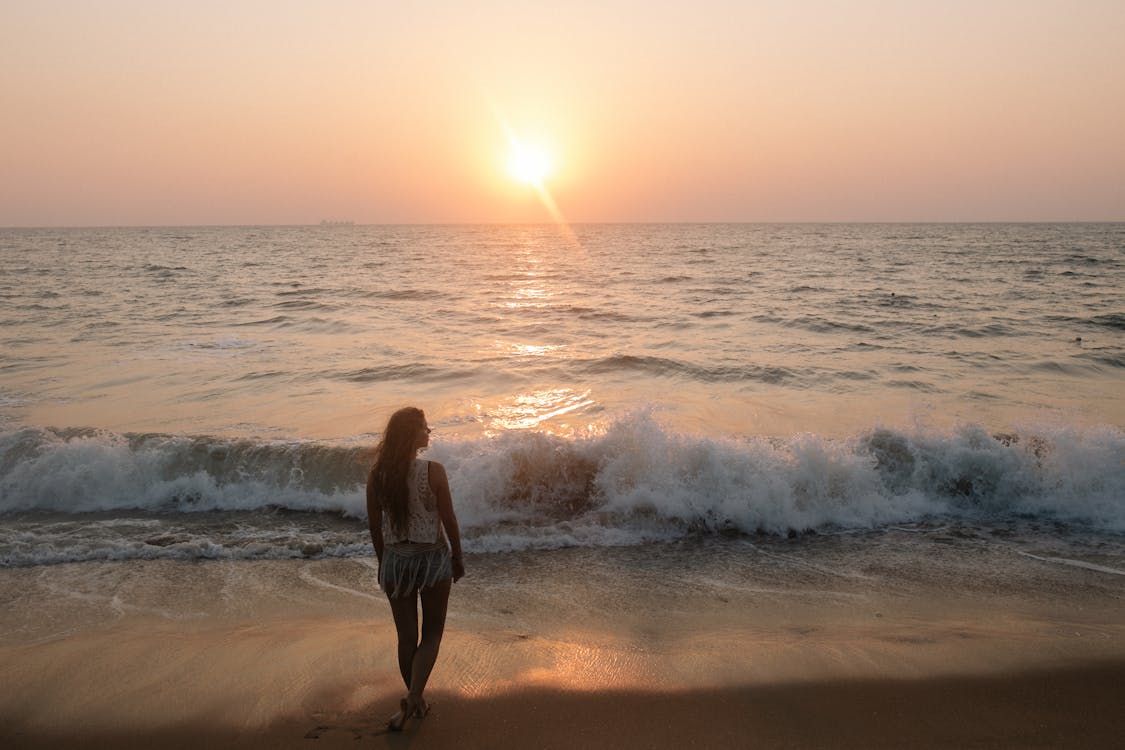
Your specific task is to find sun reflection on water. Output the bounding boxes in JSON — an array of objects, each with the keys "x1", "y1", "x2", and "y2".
[
  {"x1": 504, "y1": 285, "x2": 551, "y2": 309},
  {"x1": 519, "y1": 641, "x2": 649, "y2": 691},
  {"x1": 479, "y1": 387, "x2": 595, "y2": 434},
  {"x1": 499, "y1": 342, "x2": 563, "y2": 357},
  {"x1": 472, "y1": 234, "x2": 603, "y2": 435}
]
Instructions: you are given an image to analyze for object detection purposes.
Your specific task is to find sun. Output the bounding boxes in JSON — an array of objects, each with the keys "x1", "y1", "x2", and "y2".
[{"x1": 507, "y1": 143, "x2": 553, "y2": 186}]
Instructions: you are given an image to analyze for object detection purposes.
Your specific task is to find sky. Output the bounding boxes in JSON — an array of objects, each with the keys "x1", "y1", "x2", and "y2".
[{"x1": 2, "y1": 0, "x2": 1123, "y2": 226}]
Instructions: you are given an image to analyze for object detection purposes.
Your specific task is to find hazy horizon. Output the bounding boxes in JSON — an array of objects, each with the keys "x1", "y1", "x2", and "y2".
[
  {"x1": 5, "y1": 220, "x2": 1125, "y2": 230},
  {"x1": 3, "y1": 1, "x2": 1123, "y2": 226}
]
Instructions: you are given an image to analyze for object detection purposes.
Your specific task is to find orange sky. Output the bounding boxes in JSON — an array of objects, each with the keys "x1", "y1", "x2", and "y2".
[{"x1": 2, "y1": 1, "x2": 1123, "y2": 226}]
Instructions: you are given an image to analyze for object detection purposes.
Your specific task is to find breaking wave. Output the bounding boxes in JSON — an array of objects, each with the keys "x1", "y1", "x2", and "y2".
[{"x1": 1, "y1": 413, "x2": 1122, "y2": 565}]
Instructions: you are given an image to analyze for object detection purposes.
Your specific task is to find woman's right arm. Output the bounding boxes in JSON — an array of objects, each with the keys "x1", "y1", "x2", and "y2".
[{"x1": 365, "y1": 474, "x2": 384, "y2": 566}]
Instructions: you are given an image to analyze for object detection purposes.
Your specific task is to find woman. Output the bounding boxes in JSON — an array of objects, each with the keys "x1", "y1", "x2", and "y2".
[{"x1": 366, "y1": 407, "x2": 465, "y2": 731}]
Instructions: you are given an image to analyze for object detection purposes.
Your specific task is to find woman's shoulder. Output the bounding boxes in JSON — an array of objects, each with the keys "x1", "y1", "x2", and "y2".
[{"x1": 425, "y1": 459, "x2": 449, "y2": 485}]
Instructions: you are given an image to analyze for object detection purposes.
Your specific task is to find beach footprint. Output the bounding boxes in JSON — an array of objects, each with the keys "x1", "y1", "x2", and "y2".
[{"x1": 304, "y1": 719, "x2": 394, "y2": 740}]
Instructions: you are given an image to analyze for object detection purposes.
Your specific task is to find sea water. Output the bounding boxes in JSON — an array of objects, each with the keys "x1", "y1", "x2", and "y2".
[{"x1": 0, "y1": 224, "x2": 1123, "y2": 572}]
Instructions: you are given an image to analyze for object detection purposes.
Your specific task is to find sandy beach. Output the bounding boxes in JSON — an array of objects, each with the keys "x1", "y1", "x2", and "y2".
[
  {"x1": 6, "y1": 665, "x2": 1125, "y2": 749},
  {"x1": 3, "y1": 537, "x2": 1123, "y2": 749}
]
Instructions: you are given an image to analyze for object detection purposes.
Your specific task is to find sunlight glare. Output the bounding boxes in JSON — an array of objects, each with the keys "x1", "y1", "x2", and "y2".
[{"x1": 508, "y1": 143, "x2": 553, "y2": 185}]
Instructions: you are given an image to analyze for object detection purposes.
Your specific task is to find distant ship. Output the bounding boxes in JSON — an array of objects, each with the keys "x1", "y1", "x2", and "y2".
[{"x1": 319, "y1": 219, "x2": 355, "y2": 226}]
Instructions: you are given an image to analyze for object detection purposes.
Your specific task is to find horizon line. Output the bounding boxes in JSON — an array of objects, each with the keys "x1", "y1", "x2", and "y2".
[{"x1": 3, "y1": 219, "x2": 1124, "y2": 230}]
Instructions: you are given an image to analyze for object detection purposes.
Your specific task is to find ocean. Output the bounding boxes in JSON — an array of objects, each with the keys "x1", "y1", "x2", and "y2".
[{"x1": 1, "y1": 223, "x2": 1123, "y2": 571}]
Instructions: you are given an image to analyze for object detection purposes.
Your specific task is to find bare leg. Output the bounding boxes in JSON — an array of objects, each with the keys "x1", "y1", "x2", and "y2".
[
  {"x1": 387, "y1": 592, "x2": 419, "y2": 690},
  {"x1": 385, "y1": 579, "x2": 450, "y2": 727},
  {"x1": 407, "y1": 578, "x2": 451, "y2": 710}
]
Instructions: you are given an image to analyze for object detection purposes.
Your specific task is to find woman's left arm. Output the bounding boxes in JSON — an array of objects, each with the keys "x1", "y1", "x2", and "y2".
[
  {"x1": 429, "y1": 461, "x2": 464, "y2": 582},
  {"x1": 365, "y1": 473, "x2": 384, "y2": 566}
]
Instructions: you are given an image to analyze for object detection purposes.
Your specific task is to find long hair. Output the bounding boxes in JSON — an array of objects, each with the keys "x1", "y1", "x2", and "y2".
[{"x1": 369, "y1": 407, "x2": 426, "y2": 537}]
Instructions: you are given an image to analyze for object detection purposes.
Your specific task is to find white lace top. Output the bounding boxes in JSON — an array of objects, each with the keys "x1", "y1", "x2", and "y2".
[{"x1": 382, "y1": 459, "x2": 443, "y2": 545}]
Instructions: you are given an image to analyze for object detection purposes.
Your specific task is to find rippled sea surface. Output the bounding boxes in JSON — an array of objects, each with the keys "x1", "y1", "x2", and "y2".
[
  {"x1": 1, "y1": 224, "x2": 1122, "y2": 565},
  {"x1": 2, "y1": 223, "x2": 1122, "y2": 439}
]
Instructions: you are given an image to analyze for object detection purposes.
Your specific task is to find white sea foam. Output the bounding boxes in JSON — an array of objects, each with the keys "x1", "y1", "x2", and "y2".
[
  {"x1": 0, "y1": 428, "x2": 367, "y2": 516},
  {"x1": 1014, "y1": 550, "x2": 1125, "y2": 576},
  {"x1": 1, "y1": 414, "x2": 1122, "y2": 565}
]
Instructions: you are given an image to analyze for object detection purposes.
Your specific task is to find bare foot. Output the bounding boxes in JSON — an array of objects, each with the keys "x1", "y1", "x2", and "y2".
[
  {"x1": 413, "y1": 697, "x2": 431, "y2": 719},
  {"x1": 386, "y1": 697, "x2": 409, "y2": 732}
]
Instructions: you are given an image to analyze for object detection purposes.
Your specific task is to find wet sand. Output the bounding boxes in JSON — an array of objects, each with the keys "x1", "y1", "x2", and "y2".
[
  {"x1": 2, "y1": 541, "x2": 1123, "y2": 748},
  {"x1": 5, "y1": 663, "x2": 1125, "y2": 749}
]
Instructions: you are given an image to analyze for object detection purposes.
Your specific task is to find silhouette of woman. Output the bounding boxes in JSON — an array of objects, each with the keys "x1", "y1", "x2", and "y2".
[{"x1": 366, "y1": 407, "x2": 464, "y2": 730}]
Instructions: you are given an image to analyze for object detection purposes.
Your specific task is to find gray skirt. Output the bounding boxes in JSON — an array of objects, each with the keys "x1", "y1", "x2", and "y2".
[{"x1": 379, "y1": 542, "x2": 452, "y2": 598}]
